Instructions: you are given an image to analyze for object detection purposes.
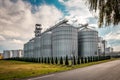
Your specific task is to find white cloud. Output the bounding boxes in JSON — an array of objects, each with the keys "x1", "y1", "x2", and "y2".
[
  {"x1": 104, "y1": 32, "x2": 120, "y2": 41},
  {"x1": 59, "y1": 0, "x2": 95, "y2": 25},
  {"x1": 34, "y1": 4, "x2": 63, "y2": 31},
  {"x1": 0, "y1": 35, "x2": 5, "y2": 41},
  {"x1": 0, "y1": 0, "x2": 63, "y2": 52},
  {"x1": 12, "y1": 39, "x2": 23, "y2": 44},
  {"x1": 113, "y1": 45, "x2": 120, "y2": 52}
]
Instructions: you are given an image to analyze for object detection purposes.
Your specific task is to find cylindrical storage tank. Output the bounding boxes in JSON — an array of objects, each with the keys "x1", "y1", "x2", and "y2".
[
  {"x1": 52, "y1": 23, "x2": 78, "y2": 58},
  {"x1": 34, "y1": 37, "x2": 41, "y2": 58},
  {"x1": 29, "y1": 39, "x2": 34, "y2": 58},
  {"x1": 27, "y1": 42, "x2": 30, "y2": 58},
  {"x1": 26, "y1": 42, "x2": 29, "y2": 58},
  {"x1": 40, "y1": 32, "x2": 52, "y2": 58},
  {"x1": 24, "y1": 43, "x2": 27, "y2": 57},
  {"x1": 78, "y1": 27, "x2": 98, "y2": 57}
]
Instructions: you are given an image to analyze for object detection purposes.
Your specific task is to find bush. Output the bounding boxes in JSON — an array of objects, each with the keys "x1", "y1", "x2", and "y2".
[
  {"x1": 55, "y1": 57, "x2": 58, "y2": 64},
  {"x1": 81, "y1": 57, "x2": 84, "y2": 64},
  {"x1": 44, "y1": 57, "x2": 47, "y2": 63},
  {"x1": 51, "y1": 57, "x2": 54, "y2": 64},
  {"x1": 47, "y1": 57, "x2": 50, "y2": 64},
  {"x1": 65, "y1": 55, "x2": 69, "y2": 65},
  {"x1": 90, "y1": 56, "x2": 93, "y2": 62},
  {"x1": 41, "y1": 57, "x2": 44, "y2": 63},
  {"x1": 39, "y1": 57, "x2": 41, "y2": 63},
  {"x1": 73, "y1": 56, "x2": 76, "y2": 65},
  {"x1": 77, "y1": 57, "x2": 80, "y2": 64},
  {"x1": 60, "y1": 57, "x2": 63, "y2": 65},
  {"x1": 88, "y1": 57, "x2": 90, "y2": 63},
  {"x1": 84, "y1": 57, "x2": 87, "y2": 63}
]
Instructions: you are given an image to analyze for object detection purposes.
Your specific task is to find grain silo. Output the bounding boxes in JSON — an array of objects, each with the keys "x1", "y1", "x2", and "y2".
[
  {"x1": 52, "y1": 20, "x2": 78, "y2": 58},
  {"x1": 78, "y1": 27, "x2": 98, "y2": 57},
  {"x1": 28, "y1": 39, "x2": 34, "y2": 58},
  {"x1": 34, "y1": 37, "x2": 41, "y2": 58},
  {"x1": 24, "y1": 43, "x2": 27, "y2": 57},
  {"x1": 40, "y1": 32, "x2": 52, "y2": 58}
]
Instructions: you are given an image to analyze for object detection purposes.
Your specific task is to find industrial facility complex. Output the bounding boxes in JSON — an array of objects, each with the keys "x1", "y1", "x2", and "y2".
[
  {"x1": 3, "y1": 49, "x2": 24, "y2": 59},
  {"x1": 23, "y1": 19, "x2": 113, "y2": 58}
]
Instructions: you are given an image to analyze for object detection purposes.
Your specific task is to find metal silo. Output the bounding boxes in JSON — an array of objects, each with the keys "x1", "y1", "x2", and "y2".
[
  {"x1": 24, "y1": 43, "x2": 27, "y2": 58},
  {"x1": 52, "y1": 22, "x2": 78, "y2": 58},
  {"x1": 24, "y1": 42, "x2": 29, "y2": 57},
  {"x1": 34, "y1": 37, "x2": 41, "y2": 58},
  {"x1": 28, "y1": 39, "x2": 34, "y2": 58},
  {"x1": 78, "y1": 27, "x2": 98, "y2": 57},
  {"x1": 40, "y1": 32, "x2": 52, "y2": 58}
]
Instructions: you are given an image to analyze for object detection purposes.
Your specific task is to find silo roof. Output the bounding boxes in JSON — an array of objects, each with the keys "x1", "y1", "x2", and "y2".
[{"x1": 80, "y1": 27, "x2": 97, "y2": 32}]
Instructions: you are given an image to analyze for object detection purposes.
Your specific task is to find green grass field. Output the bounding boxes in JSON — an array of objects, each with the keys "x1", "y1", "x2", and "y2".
[{"x1": 0, "y1": 59, "x2": 118, "y2": 80}]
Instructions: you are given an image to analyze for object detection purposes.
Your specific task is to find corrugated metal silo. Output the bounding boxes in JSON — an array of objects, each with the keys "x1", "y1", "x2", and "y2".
[
  {"x1": 40, "y1": 32, "x2": 52, "y2": 58},
  {"x1": 24, "y1": 43, "x2": 27, "y2": 57},
  {"x1": 34, "y1": 37, "x2": 41, "y2": 58},
  {"x1": 78, "y1": 27, "x2": 98, "y2": 57},
  {"x1": 52, "y1": 23, "x2": 78, "y2": 58},
  {"x1": 30, "y1": 39, "x2": 34, "y2": 58}
]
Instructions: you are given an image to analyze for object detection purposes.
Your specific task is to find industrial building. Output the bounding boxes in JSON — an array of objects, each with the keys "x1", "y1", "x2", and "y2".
[
  {"x1": 3, "y1": 49, "x2": 24, "y2": 59},
  {"x1": 24, "y1": 19, "x2": 102, "y2": 58},
  {"x1": 105, "y1": 47, "x2": 113, "y2": 54},
  {"x1": 24, "y1": 20, "x2": 78, "y2": 58}
]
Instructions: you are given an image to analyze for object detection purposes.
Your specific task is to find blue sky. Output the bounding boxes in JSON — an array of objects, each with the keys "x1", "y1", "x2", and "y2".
[{"x1": 0, "y1": 0, "x2": 120, "y2": 53}]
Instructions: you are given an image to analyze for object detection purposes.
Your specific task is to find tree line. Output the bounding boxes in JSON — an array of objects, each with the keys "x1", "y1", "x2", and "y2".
[{"x1": 4, "y1": 56, "x2": 111, "y2": 66}]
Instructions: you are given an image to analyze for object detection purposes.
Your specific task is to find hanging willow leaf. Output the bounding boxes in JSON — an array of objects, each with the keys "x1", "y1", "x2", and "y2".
[{"x1": 86, "y1": 0, "x2": 120, "y2": 27}]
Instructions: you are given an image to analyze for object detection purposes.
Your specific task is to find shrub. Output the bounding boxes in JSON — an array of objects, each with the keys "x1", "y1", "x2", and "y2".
[
  {"x1": 84, "y1": 57, "x2": 87, "y2": 63},
  {"x1": 73, "y1": 56, "x2": 76, "y2": 65},
  {"x1": 47, "y1": 57, "x2": 50, "y2": 64},
  {"x1": 51, "y1": 57, "x2": 54, "y2": 64},
  {"x1": 65, "y1": 55, "x2": 69, "y2": 65},
  {"x1": 77, "y1": 57, "x2": 80, "y2": 64},
  {"x1": 41, "y1": 57, "x2": 44, "y2": 63},
  {"x1": 44, "y1": 57, "x2": 47, "y2": 63},
  {"x1": 60, "y1": 57, "x2": 63, "y2": 65},
  {"x1": 55, "y1": 57, "x2": 58, "y2": 64},
  {"x1": 81, "y1": 57, "x2": 84, "y2": 64}
]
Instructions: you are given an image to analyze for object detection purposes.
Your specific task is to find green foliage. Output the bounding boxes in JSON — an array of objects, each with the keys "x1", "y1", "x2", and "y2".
[
  {"x1": 73, "y1": 56, "x2": 76, "y2": 65},
  {"x1": 88, "y1": 57, "x2": 90, "y2": 63},
  {"x1": 77, "y1": 57, "x2": 80, "y2": 64},
  {"x1": 39, "y1": 58, "x2": 41, "y2": 63},
  {"x1": 51, "y1": 57, "x2": 54, "y2": 64},
  {"x1": 55, "y1": 57, "x2": 58, "y2": 64},
  {"x1": 65, "y1": 56, "x2": 69, "y2": 65},
  {"x1": 81, "y1": 57, "x2": 84, "y2": 64},
  {"x1": 47, "y1": 57, "x2": 50, "y2": 64},
  {"x1": 87, "y1": 0, "x2": 120, "y2": 27},
  {"x1": 41, "y1": 57, "x2": 44, "y2": 63},
  {"x1": 60, "y1": 57, "x2": 63, "y2": 65},
  {"x1": 84, "y1": 57, "x2": 87, "y2": 63},
  {"x1": 44, "y1": 57, "x2": 47, "y2": 63}
]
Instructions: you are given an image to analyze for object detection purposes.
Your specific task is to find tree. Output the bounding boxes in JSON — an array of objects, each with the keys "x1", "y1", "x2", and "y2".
[
  {"x1": 41, "y1": 57, "x2": 44, "y2": 63},
  {"x1": 81, "y1": 57, "x2": 84, "y2": 64},
  {"x1": 87, "y1": 0, "x2": 120, "y2": 27},
  {"x1": 55, "y1": 57, "x2": 58, "y2": 64},
  {"x1": 48, "y1": 57, "x2": 50, "y2": 64},
  {"x1": 88, "y1": 56, "x2": 90, "y2": 63},
  {"x1": 60, "y1": 57, "x2": 63, "y2": 65},
  {"x1": 65, "y1": 55, "x2": 69, "y2": 65},
  {"x1": 51, "y1": 57, "x2": 54, "y2": 64},
  {"x1": 73, "y1": 56, "x2": 76, "y2": 65},
  {"x1": 44, "y1": 57, "x2": 47, "y2": 63},
  {"x1": 84, "y1": 57, "x2": 88, "y2": 63},
  {"x1": 77, "y1": 57, "x2": 80, "y2": 64}
]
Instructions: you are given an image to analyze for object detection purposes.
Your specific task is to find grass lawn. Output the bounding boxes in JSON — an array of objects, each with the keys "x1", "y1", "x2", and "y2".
[{"x1": 0, "y1": 58, "x2": 118, "y2": 80}]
